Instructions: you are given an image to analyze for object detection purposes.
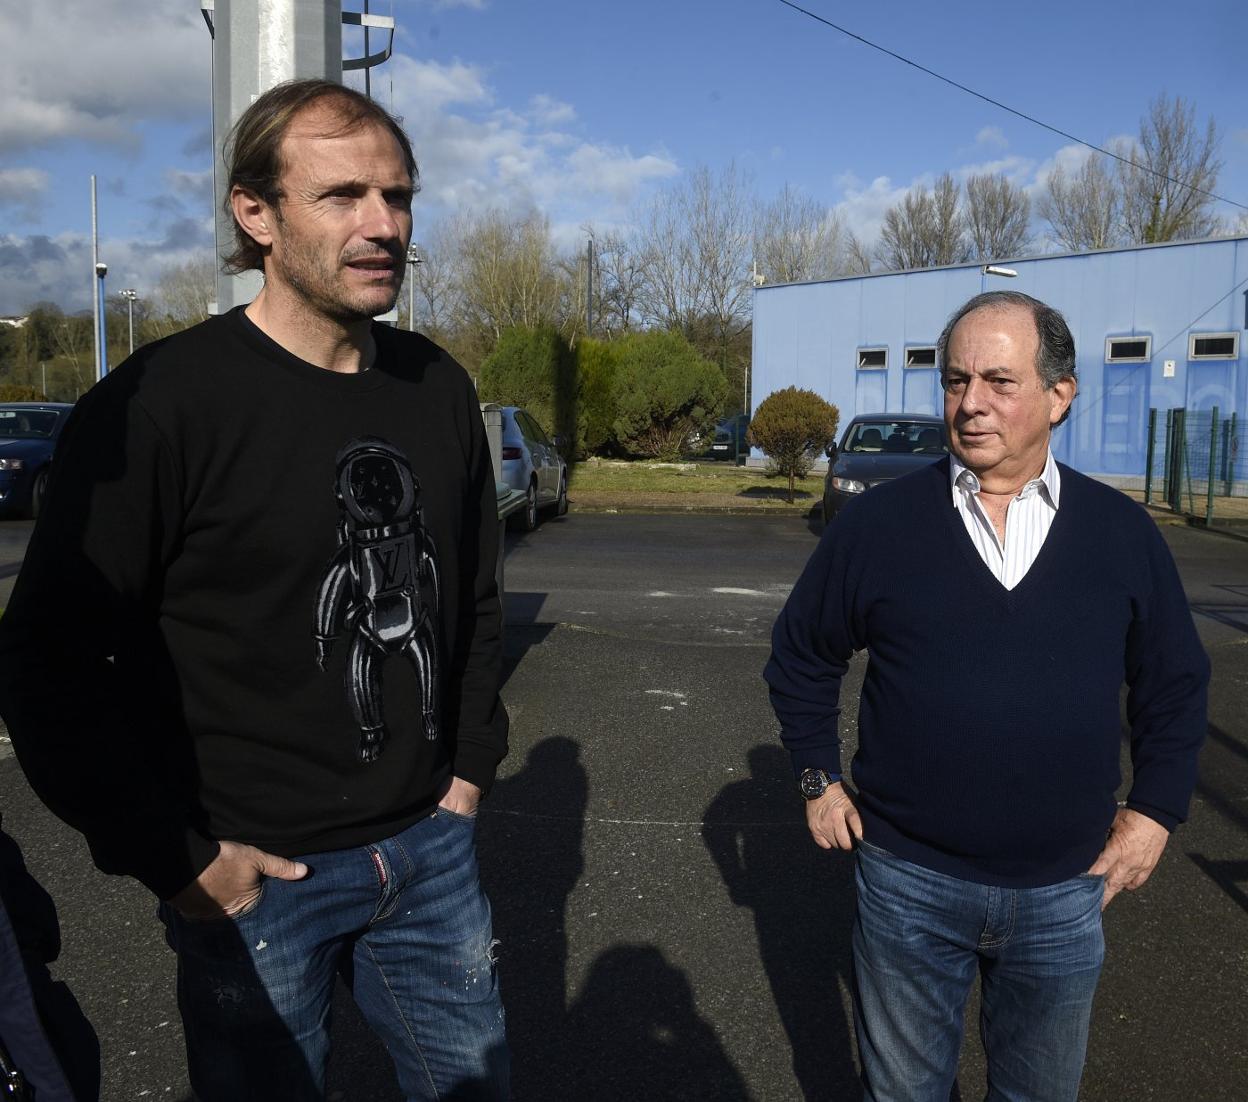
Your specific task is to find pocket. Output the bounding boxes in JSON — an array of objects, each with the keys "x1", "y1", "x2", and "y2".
[
  {"x1": 435, "y1": 805, "x2": 479, "y2": 826},
  {"x1": 856, "y1": 838, "x2": 892, "y2": 859},
  {"x1": 175, "y1": 881, "x2": 268, "y2": 926}
]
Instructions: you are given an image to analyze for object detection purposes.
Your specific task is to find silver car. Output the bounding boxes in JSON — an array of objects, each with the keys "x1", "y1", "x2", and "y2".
[{"x1": 500, "y1": 406, "x2": 568, "y2": 531}]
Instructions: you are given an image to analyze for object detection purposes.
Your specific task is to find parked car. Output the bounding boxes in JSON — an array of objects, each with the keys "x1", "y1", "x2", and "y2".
[
  {"x1": 0, "y1": 402, "x2": 73, "y2": 518},
  {"x1": 499, "y1": 406, "x2": 568, "y2": 531},
  {"x1": 822, "y1": 413, "x2": 947, "y2": 523},
  {"x1": 704, "y1": 414, "x2": 751, "y2": 462}
]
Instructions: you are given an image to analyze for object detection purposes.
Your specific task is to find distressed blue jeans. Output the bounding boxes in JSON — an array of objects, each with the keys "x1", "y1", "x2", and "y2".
[
  {"x1": 159, "y1": 809, "x2": 508, "y2": 1101},
  {"x1": 853, "y1": 840, "x2": 1105, "y2": 1102}
]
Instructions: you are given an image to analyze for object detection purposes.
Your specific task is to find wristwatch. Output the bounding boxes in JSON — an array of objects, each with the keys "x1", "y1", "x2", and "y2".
[{"x1": 798, "y1": 768, "x2": 835, "y2": 800}]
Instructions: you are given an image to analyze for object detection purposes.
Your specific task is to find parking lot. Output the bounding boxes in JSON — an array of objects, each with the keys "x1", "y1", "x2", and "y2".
[{"x1": 1, "y1": 511, "x2": 1246, "y2": 1100}]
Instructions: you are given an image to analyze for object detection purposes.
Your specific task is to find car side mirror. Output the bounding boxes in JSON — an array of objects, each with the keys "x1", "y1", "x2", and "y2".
[{"x1": 825, "y1": 442, "x2": 838, "y2": 459}]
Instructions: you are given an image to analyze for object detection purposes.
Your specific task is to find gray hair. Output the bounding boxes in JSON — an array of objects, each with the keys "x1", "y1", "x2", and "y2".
[{"x1": 937, "y1": 291, "x2": 1077, "y2": 423}]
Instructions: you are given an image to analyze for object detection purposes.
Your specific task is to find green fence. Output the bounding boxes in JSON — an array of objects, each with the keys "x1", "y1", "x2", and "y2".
[{"x1": 1145, "y1": 407, "x2": 1248, "y2": 529}]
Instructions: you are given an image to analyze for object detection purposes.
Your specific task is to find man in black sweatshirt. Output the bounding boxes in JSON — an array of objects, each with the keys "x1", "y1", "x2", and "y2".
[
  {"x1": 766, "y1": 291, "x2": 1208, "y2": 1101},
  {"x1": 0, "y1": 80, "x2": 509, "y2": 1100}
]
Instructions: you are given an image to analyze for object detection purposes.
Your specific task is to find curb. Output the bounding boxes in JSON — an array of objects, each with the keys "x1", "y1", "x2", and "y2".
[{"x1": 569, "y1": 501, "x2": 821, "y2": 519}]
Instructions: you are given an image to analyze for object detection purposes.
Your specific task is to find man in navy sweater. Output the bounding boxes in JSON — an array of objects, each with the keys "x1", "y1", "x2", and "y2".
[{"x1": 765, "y1": 291, "x2": 1208, "y2": 1101}]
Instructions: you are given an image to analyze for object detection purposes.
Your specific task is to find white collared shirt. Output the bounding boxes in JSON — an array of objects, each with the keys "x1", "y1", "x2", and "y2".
[{"x1": 950, "y1": 451, "x2": 1060, "y2": 590}]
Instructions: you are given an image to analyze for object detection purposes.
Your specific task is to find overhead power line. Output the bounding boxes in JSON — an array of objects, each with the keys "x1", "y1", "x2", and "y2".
[{"x1": 774, "y1": 0, "x2": 1247, "y2": 213}]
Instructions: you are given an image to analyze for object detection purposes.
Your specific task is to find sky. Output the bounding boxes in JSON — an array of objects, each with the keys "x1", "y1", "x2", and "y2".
[{"x1": 1, "y1": 0, "x2": 1246, "y2": 316}]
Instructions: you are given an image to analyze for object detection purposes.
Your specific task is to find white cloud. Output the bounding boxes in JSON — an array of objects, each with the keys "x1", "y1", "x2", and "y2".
[
  {"x1": 0, "y1": 224, "x2": 214, "y2": 315},
  {"x1": 0, "y1": 0, "x2": 207, "y2": 153},
  {"x1": 831, "y1": 173, "x2": 914, "y2": 245},
  {"x1": 976, "y1": 126, "x2": 1008, "y2": 150},
  {"x1": 391, "y1": 56, "x2": 490, "y2": 115},
  {"x1": 953, "y1": 154, "x2": 1035, "y2": 185},
  {"x1": 390, "y1": 58, "x2": 677, "y2": 230},
  {"x1": 0, "y1": 168, "x2": 51, "y2": 222},
  {"x1": 528, "y1": 94, "x2": 575, "y2": 126}
]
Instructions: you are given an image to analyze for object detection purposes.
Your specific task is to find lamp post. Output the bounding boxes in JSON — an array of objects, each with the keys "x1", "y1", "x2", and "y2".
[
  {"x1": 94, "y1": 262, "x2": 108, "y2": 380},
  {"x1": 405, "y1": 245, "x2": 422, "y2": 332},
  {"x1": 120, "y1": 288, "x2": 138, "y2": 354},
  {"x1": 980, "y1": 264, "x2": 1018, "y2": 292}
]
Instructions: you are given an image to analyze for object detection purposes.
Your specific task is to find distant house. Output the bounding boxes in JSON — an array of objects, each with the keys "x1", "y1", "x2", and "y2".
[
  {"x1": 749, "y1": 234, "x2": 1248, "y2": 482},
  {"x1": 0, "y1": 316, "x2": 28, "y2": 328}
]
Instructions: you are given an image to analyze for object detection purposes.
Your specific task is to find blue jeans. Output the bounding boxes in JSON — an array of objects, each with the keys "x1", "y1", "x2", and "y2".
[
  {"x1": 160, "y1": 809, "x2": 508, "y2": 1101},
  {"x1": 853, "y1": 840, "x2": 1104, "y2": 1102}
]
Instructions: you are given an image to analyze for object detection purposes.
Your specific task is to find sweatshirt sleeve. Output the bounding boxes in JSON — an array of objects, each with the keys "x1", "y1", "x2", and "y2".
[
  {"x1": 0, "y1": 375, "x2": 220, "y2": 899},
  {"x1": 441, "y1": 372, "x2": 509, "y2": 795},
  {"x1": 764, "y1": 509, "x2": 868, "y2": 780},
  {"x1": 1121, "y1": 520, "x2": 1210, "y2": 831}
]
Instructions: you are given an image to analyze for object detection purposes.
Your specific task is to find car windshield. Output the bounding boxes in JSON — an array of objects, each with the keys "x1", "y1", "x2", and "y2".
[
  {"x1": 0, "y1": 408, "x2": 62, "y2": 439},
  {"x1": 844, "y1": 420, "x2": 947, "y2": 455}
]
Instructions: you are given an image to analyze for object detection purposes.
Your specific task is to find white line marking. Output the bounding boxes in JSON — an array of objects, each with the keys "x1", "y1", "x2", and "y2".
[
  {"x1": 644, "y1": 690, "x2": 687, "y2": 699},
  {"x1": 713, "y1": 587, "x2": 767, "y2": 596}
]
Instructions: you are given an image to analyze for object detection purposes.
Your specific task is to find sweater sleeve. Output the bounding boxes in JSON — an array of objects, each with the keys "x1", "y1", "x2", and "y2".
[
  {"x1": 764, "y1": 510, "x2": 868, "y2": 780},
  {"x1": 0, "y1": 377, "x2": 220, "y2": 899},
  {"x1": 441, "y1": 373, "x2": 509, "y2": 795},
  {"x1": 1121, "y1": 521, "x2": 1210, "y2": 831}
]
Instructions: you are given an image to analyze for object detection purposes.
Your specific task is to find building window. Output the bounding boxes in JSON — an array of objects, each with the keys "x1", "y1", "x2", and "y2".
[
  {"x1": 1188, "y1": 333, "x2": 1239, "y2": 360},
  {"x1": 905, "y1": 346, "x2": 937, "y2": 368},
  {"x1": 857, "y1": 347, "x2": 887, "y2": 370},
  {"x1": 1104, "y1": 336, "x2": 1151, "y2": 363}
]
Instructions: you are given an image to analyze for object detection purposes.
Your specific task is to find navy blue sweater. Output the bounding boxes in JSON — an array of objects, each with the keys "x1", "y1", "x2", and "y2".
[{"x1": 765, "y1": 458, "x2": 1209, "y2": 887}]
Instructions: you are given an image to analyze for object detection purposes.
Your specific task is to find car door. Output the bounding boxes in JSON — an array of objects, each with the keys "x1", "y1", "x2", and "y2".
[{"x1": 517, "y1": 412, "x2": 554, "y2": 503}]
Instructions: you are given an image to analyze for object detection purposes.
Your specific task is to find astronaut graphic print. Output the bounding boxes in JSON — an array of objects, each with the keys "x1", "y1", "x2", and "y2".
[{"x1": 313, "y1": 437, "x2": 442, "y2": 763}]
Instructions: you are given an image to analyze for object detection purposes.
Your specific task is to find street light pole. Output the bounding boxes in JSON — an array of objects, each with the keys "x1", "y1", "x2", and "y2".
[
  {"x1": 120, "y1": 288, "x2": 138, "y2": 355},
  {"x1": 406, "y1": 245, "x2": 422, "y2": 332}
]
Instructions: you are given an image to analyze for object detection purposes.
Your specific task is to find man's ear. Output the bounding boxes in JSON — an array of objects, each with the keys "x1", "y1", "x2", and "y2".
[
  {"x1": 230, "y1": 186, "x2": 274, "y2": 249},
  {"x1": 1049, "y1": 376, "x2": 1076, "y2": 425}
]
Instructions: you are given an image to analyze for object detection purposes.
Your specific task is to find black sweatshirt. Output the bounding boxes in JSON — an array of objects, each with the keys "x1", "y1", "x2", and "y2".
[
  {"x1": 765, "y1": 459, "x2": 1209, "y2": 887},
  {"x1": 0, "y1": 308, "x2": 508, "y2": 899}
]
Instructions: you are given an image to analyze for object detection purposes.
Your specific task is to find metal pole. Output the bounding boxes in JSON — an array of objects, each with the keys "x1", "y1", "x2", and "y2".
[
  {"x1": 586, "y1": 237, "x2": 593, "y2": 337},
  {"x1": 1228, "y1": 412, "x2": 1238, "y2": 497},
  {"x1": 1163, "y1": 409, "x2": 1174, "y2": 508},
  {"x1": 1144, "y1": 407, "x2": 1157, "y2": 505},
  {"x1": 41, "y1": 363, "x2": 46, "y2": 399},
  {"x1": 90, "y1": 175, "x2": 102, "y2": 382},
  {"x1": 95, "y1": 266, "x2": 108, "y2": 380},
  {"x1": 1206, "y1": 406, "x2": 1219, "y2": 526}
]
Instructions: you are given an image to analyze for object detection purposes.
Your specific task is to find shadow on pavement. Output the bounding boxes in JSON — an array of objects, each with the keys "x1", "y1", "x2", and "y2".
[
  {"x1": 501, "y1": 591, "x2": 555, "y2": 690},
  {"x1": 478, "y1": 737, "x2": 749, "y2": 1100},
  {"x1": 702, "y1": 745, "x2": 860, "y2": 1100}
]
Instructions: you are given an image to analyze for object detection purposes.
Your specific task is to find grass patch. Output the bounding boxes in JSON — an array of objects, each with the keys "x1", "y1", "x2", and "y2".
[{"x1": 570, "y1": 459, "x2": 823, "y2": 500}]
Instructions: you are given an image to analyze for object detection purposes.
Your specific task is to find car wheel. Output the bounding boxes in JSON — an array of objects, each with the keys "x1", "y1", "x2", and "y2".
[
  {"x1": 520, "y1": 480, "x2": 539, "y2": 532},
  {"x1": 30, "y1": 468, "x2": 49, "y2": 519},
  {"x1": 555, "y1": 472, "x2": 568, "y2": 516}
]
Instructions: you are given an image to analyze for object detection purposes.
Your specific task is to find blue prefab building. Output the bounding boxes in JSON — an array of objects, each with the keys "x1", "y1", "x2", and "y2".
[{"x1": 749, "y1": 234, "x2": 1248, "y2": 482}]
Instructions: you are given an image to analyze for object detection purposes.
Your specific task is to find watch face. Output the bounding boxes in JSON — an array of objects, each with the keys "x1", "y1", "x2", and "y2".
[{"x1": 800, "y1": 769, "x2": 829, "y2": 799}]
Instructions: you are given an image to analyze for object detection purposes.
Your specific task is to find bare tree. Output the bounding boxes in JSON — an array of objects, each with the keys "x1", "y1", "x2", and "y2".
[
  {"x1": 454, "y1": 208, "x2": 565, "y2": 343},
  {"x1": 578, "y1": 228, "x2": 646, "y2": 337},
  {"x1": 1118, "y1": 95, "x2": 1222, "y2": 244},
  {"x1": 403, "y1": 216, "x2": 462, "y2": 341},
  {"x1": 843, "y1": 231, "x2": 874, "y2": 275},
  {"x1": 753, "y1": 184, "x2": 848, "y2": 284},
  {"x1": 1038, "y1": 154, "x2": 1121, "y2": 252},
  {"x1": 635, "y1": 163, "x2": 754, "y2": 340},
  {"x1": 151, "y1": 255, "x2": 217, "y2": 336},
  {"x1": 875, "y1": 173, "x2": 968, "y2": 270},
  {"x1": 964, "y1": 173, "x2": 1031, "y2": 261}
]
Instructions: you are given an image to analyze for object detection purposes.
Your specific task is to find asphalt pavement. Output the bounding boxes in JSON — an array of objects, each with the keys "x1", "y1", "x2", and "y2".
[{"x1": 0, "y1": 511, "x2": 1246, "y2": 1100}]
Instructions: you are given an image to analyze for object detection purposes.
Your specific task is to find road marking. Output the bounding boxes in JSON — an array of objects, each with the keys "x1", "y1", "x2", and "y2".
[
  {"x1": 644, "y1": 690, "x2": 687, "y2": 699},
  {"x1": 713, "y1": 587, "x2": 767, "y2": 596}
]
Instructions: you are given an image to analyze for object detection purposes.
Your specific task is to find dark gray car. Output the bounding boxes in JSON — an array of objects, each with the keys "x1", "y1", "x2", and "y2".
[{"x1": 822, "y1": 413, "x2": 947, "y2": 523}]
